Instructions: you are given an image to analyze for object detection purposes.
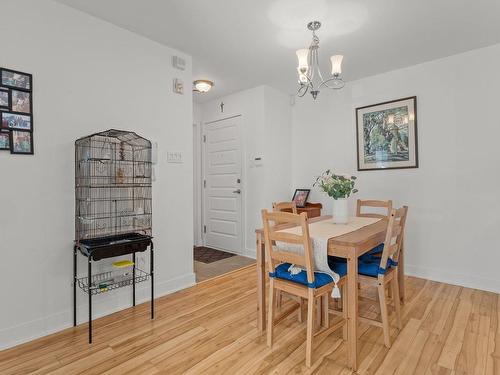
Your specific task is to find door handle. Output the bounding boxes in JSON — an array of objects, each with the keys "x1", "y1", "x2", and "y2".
[{"x1": 232, "y1": 189, "x2": 241, "y2": 194}]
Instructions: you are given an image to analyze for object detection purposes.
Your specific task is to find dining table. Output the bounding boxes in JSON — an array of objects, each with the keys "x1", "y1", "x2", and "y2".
[{"x1": 255, "y1": 215, "x2": 406, "y2": 371}]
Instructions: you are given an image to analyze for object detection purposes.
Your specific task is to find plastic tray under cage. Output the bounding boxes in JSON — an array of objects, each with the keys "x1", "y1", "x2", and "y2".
[
  {"x1": 77, "y1": 232, "x2": 152, "y2": 261},
  {"x1": 75, "y1": 129, "x2": 152, "y2": 243}
]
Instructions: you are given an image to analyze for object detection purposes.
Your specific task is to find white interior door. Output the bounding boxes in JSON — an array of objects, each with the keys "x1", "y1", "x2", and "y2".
[{"x1": 203, "y1": 116, "x2": 243, "y2": 254}]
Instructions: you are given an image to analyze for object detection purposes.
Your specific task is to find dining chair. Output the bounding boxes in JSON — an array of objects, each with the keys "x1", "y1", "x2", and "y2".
[
  {"x1": 330, "y1": 206, "x2": 408, "y2": 348},
  {"x1": 272, "y1": 201, "x2": 298, "y2": 310},
  {"x1": 272, "y1": 201, "x2": 298, "y2": 214},
  {"x1": 261, "y1": 209, "x2": 347, "y2": 367},
  {"x1": 356, "y1": 199, "x2": 393, "y2": 219},
  {"x1": 357, "y1": 199, "x2": 393, "y2": 257}
]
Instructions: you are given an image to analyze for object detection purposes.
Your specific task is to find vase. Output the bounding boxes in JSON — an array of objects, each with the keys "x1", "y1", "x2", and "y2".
[{"x1": 332, "y1": 198, "x2": 348, "y2": 224}]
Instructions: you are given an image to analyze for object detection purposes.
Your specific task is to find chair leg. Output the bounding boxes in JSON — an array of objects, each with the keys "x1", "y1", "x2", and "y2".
[
  {"x1": 392, "y1": 275, "x2": 402, "y2": 330},
  {"x1": 315, "y1": 298, "x2": 321, "y2": 331},
  {"x1": 322, "y1": 294, "x2": 329, "y2": 329},
  {"x1": 341, "y1": 284, "x2": 348, "y2": 341},
  {"x1": 306, "y1": 290, "x2": 315, "y2": 368},
  {"x1": 267, "y1": 279, "x2": 275, "y2": 348},
  {"x1": 377, "y1": 281, "x2": 391, "y2": 348},
  {"x1": 387, "y1": 284, "x2": 393, "y2": 299},
  {"x1": 298, "y1": 298, "x2": 303, "y2": 323},
  {"x1": 275, "y1": 290, "x2": 282, "y2": 309}
]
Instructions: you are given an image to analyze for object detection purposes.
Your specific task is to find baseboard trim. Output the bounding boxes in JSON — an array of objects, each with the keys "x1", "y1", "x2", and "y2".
[
  {"x1": 405, "y1": 264, "x2": 500, "y2": 294},
  {"x1": 244, "y1": 247, "x2": 256, "y2": 259},
  {"x1": 0, "y1": 272, "x2": 196, "y2": 351}
]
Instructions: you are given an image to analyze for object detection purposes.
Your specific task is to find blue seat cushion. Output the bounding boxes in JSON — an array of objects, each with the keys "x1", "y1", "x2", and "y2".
[
  {"x1": 327, "y1": 255, "x2": 397, "y2": 277},
  {"x1": 269, "y1": 262, "x2": 346, "y2": 288},
  {"x1": 364, "y1": 243, "x2": 384, "y2": 257}
]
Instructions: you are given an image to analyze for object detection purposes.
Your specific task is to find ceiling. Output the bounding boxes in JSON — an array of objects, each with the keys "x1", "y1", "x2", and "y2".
[{"x1": 56, "y1": 0, "x2": 500, "y2": 103}]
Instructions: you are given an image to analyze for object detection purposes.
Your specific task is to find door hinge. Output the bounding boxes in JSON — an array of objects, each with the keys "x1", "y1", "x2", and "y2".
[
  {"x1": 203, "y1": 225, "x2": 207, "y2": 234},
  {"x1": 203, "y1": 135, "x2": 206, "y2": 143},
  {"x1": 203, "y1": 179, "x2": 206, "y2": 188}
]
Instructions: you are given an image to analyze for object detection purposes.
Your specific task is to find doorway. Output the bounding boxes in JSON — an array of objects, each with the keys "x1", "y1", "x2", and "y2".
[
  {"x1": 203, "y1": 115, "x2": 243, "y2": 253},
  {"x1": 193, "y1": 115, "x2": 254, "y2": 282}
]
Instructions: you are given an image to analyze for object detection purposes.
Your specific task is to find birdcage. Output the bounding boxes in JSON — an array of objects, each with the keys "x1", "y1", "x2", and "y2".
[{"x1": 74, "y1": 129, "x2": 152, "y2": 260}]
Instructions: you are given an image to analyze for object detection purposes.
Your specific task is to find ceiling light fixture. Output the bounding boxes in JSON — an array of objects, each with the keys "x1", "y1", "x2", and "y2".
[
  {"x1": 193, "y1": 80, "x2": 214, "y2": 93},
  {"x1": 296, "y1": 21, "x2": 345, "y2": 100}
]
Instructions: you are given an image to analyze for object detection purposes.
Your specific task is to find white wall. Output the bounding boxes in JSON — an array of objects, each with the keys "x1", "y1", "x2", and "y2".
[
  {"x1": 0, "y1": 0, "x2": 194, "y2": 349},
  {"x1": 199, "y1": 86, "x2": 292, "y2": 255},
  {"x1": 291, "y1": 43, "x2": 500, "y2": 293}
]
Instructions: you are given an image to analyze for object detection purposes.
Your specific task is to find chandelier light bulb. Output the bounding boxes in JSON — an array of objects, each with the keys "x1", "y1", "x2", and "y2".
[
  {"x1": 330, "y1": 55, "x2": 343, "y2": 75},
  {"x1": 296, "y1": 49, "x2": 309, "y2": 72}
]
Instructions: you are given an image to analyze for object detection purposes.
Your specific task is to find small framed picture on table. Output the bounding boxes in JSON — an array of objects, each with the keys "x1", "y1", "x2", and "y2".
[{"x1": 292, "y1": 189, "x2": 310, "y2": 208}]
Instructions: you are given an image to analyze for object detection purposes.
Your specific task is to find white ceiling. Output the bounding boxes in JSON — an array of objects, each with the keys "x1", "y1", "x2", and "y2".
[{"x1": 56, "y1": 0, "x2": 500, "y2": 102}]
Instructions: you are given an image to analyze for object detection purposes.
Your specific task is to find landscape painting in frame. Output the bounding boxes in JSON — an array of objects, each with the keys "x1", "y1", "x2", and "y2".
[{"x1": 356, "y1": 96, "x2": 418, "y2": 171}]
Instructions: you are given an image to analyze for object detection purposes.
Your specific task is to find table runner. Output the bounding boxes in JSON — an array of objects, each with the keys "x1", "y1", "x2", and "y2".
[{"x1": 277, "y1": 216, "x2": 381, "y2": 297}]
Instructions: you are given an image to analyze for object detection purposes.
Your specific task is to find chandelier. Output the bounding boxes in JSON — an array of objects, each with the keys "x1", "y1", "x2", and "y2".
[{"x1": 296, "y1": 21, "x2": 345, "y2": 100}]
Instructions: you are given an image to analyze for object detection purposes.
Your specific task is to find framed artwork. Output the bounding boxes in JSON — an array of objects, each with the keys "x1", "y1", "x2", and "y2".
[
  {"x1": 10, "y1": 130, "x2": 33, "y2": 154},
  {"x1": 292, "y1": 189, "x2": 310, "y2": 208},
  {"x1": 1, "y1": 68, "x2": 32, "y2": 90},
  {"x1": 1, "y1": 111, "x2": 32, "y2": 131},
  {"x1": 11, "y1": 90, "x2": 31, "y2": 113},
  {"x1": 0, "y1": 130, "x2": 9, "y2": 150},
  {"x1": 356, "y1": 96, "x2": 418, "y2": 171},
  {"x1": 0, "y1": 88, "x2": 9, "y2": 109}
]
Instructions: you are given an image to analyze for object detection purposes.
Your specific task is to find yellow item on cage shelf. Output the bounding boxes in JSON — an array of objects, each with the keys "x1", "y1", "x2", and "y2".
[{"x1": 112, "y1": 260, "x2": 135, "y2": 268}]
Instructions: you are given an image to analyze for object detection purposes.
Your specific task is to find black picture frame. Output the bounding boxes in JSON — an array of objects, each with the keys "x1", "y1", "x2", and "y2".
[
  {"x1": 292, "y1": 189, "x2": 311, "y2": 208},
  {"x1": 11, "y1": 89, "x2": 32, "y2": 114},
  {"x1": 10, "y1": 130, "x2": 33, "y2": 155},
  {"x1": 0, "y1": 68, "x2": 32, "y2": 91},
  {"x1": 0, "y1": 88, "x2": 9, "y2": 110},
  {"x1": 0, "y1": 130, "x2": 9, "y2": 150},
  {"x1": 1, "y1": 111, "x2": 33, "y2": 131},
  {"x1": 356, "y1": 96, "x2": 418, "y2": 171}
]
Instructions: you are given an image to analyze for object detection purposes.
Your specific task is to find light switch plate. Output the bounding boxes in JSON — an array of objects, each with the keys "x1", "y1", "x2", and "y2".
[
  {"x1": 167, "y1": 151, "x2": 183, "y2": 163},
  {"x1": 173, "y1": 78, "x2": 184, "y2": 94}
]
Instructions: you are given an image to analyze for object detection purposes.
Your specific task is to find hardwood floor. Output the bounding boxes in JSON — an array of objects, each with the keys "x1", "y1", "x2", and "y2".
[
  {"x1": 1, "y1": 265, "x2": 499, "y2": 374},
  {"x1": 194, "y1": 255, "x2": 255, "y2": 282}
]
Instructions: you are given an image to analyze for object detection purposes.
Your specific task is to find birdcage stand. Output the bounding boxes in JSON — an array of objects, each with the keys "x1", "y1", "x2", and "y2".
[{"x1": 73, "y1": 240, "x2": 154, "y2": 344}]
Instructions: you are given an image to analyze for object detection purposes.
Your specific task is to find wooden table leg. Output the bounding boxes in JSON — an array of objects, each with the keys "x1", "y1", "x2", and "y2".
[
  {"x1": 256, "y1": 234, "x2": 266, "y2": 333},
  {"x1": 347, "y1": 254, "x2": 359, "y2": 371},
  {"x1": 398, "y1": 241, "x2": 405, "y2": 303}
]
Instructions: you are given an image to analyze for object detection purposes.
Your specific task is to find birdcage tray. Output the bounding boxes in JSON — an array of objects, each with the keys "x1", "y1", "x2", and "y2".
[
  {"x1": 77, "y1": 267, "x2": 150, "y2": 295},
  {"x1": 77, "y1": 233, "x2": 152, "y2": 261}
]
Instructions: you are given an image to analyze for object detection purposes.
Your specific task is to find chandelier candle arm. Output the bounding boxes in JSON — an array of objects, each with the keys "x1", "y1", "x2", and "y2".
[{"x1": 295, "y1": 21, "x2": 345, "y2": 99}]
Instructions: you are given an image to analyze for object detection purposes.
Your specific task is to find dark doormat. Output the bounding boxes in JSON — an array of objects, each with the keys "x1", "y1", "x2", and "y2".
[{"x1": 194, "y1": 246, "x2": 236, "y2": 264}]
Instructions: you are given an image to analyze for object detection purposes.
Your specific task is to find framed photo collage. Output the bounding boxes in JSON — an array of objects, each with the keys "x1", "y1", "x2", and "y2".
[{"x1": 0, "y1": 68, "x2": 33, "y2": 155}]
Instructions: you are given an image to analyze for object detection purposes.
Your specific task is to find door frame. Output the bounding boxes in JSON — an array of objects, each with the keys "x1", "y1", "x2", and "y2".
[{"x1": 201, "y1": 114, "x2": 244, "y2": 255}]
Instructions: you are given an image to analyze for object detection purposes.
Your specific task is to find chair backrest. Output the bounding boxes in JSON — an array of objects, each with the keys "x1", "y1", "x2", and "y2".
[
  {"x1": 261, "y1": 209, "x2": 315, "y2": 284},
  {"x1": 356, "y1": 199, "x2": 393, "y2": 219},
  {"x1": 272, "y1": 201, "x2": 298, "y2": 214},
  {"x1": 379, "y1": 206, "x2": 408, "y2": 274}
]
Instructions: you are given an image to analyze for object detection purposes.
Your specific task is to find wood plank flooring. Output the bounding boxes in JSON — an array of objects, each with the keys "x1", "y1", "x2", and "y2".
[{"x1": 0, "y1": 265, "x2": 498, "y2": 374}]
